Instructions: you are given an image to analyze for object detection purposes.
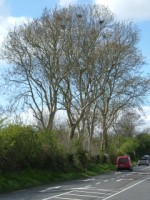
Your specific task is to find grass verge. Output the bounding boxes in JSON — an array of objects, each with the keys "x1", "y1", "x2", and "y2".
[{"x1": 0, "y1": 163, "x2": 116, "y2": 193}]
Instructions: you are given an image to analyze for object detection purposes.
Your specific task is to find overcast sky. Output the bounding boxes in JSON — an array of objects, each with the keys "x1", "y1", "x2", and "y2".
[{"x1": 0, "y1": 0, "x2": 150, "y2": 127}]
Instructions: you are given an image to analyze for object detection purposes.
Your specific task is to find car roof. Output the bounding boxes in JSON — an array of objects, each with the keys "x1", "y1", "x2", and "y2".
[
  {"x1": 117, "y1": 156, "x2": 130, "y2": 158},
  {"x1": 142, "y1": 155, "x2": 150, "y2": 158}
]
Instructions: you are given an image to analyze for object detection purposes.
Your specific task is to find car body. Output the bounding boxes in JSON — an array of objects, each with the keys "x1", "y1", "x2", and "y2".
[
  {"x1": 116, "y1": 155, "x2": 133, "y2": 171},
  {"x1": 138, "y1": 155, "x2": 150, "y2": 166}
]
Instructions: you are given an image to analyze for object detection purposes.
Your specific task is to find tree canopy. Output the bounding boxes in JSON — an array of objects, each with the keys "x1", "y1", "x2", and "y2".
[{"x1": 0, "y1": 4, "x2": 150, "y2": 151}]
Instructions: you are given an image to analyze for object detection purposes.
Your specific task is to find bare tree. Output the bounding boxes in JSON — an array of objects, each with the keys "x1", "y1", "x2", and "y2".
[
  {"x1": 113, "y1": 110, "x2": 144, "y2": 139},
  {"x1": 0, "y1": 4, "x2": 149, "y2": 148},
  {"x1": 56, "y1": 5, "x2": 114, "y2": 140},
  {"x1": 95, "y1": 22, "x2": 150, "y2": 151},
  {"x1": 0, "y1": 8, "x2": 69, "y2": 131},
  {"x1": 85, "y1": 102, "x2": 100, "y2": 151},
  {"x1": 58, "y1": 5, "x2": 150, "y2": 148}
]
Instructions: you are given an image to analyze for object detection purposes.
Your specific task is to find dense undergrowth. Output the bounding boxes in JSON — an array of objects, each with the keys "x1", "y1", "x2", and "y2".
[{"x1": 0, "y1": 124, "x2": 150, "y2": 193}]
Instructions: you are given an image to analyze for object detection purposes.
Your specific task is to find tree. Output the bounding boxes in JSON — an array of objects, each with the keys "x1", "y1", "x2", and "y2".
[
  {"x1": 93, "y1": 21, "x2": 150, "y2": 152},
  {"x1": 136, "y1": 133, "x2": 150, "y2": 157},
  {"x1": 113, "y1": 110, "x2": 143, "y2": 140},
  {"x1": 0, "y1": 117, "x2": 7, "y2": 129},
  {"x1": 120, "y1": 138, "x2": 139, "y2": 159},
  {"x1": 53, "y1": 5, "x2": 150, "y2": 146},
  {"x1": 0, "y1": 4, "x2": 149, "y2": 147},
  {"x1": 55, "y1": 5, "x2": 115, "y2": 140},
  {"x1": 1, "y1": 5, "x2": 113, "y2": 134},
  {"x1": 0, "y1": 8, "x2": 69, "y2": 131}
]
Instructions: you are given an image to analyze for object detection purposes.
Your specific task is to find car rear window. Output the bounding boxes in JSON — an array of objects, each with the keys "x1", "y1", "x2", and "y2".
[
  {"x1": 119, "y1": 158, "x2": 129, "y2": 163},
  {"x1": 142, "y1": 156, "x2": 150, "y2": 160}
]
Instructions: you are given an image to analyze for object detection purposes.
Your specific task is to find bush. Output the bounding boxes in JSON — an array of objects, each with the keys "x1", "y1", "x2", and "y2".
[
  {"x1": 0, "y1": 125, "x2": 43, "y2": 171},
  {"x1": 120, "y1": 138, "x2": 139, "y2": 159},
  {"x1": 135, "y1": 133, "x2": 150, "y2": 157},
  {"x1": 71, "y1": 138, "x2": 89, "y2": 169}
]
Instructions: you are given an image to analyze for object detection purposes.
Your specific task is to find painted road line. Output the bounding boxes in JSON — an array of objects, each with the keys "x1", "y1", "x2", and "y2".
[
  {"x1": 111, "y1": 178, "x2": 115, "y2": 181},
  {"x1": 42, "y1": 191, "x2": 73, "y2": 200},
  {"x1": 40, "y1": 186, "x2": 61, "y2": 192},
  {"x1": 103, "y1": 176, "x2": 150, "y2": 200},
  {"x1": 96, "y1": 182, "x2": 102, "y2": 185},
  {"x1": 54, "y1": 197, "x2": 81, "y2": 200},
  {"x1": 116, "y1": 178, "x2": 133, "y2": 182},
  {"x1": 70, "y1": 187, "x2": 91, "y2": 190},
  {"x1": 68, "y1": 193, "x2": 102, "y2": 198},
  {"x1": 115, "y1": 172, "x2": 121, "y2": 175},
  {"x1": 83, "y1": 178, "x2": 95, "y2": 181},
  {"x1": 73, "y1": 190, "x2": 106, "y2": 195},
  {"x1": 85, "y1": 187, "x2": 113, "y2": 192}
]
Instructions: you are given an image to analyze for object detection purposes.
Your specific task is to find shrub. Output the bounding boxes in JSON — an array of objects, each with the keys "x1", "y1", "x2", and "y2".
[{"x1": 0, "y1": 125, "x2": 43, "y2": 171}]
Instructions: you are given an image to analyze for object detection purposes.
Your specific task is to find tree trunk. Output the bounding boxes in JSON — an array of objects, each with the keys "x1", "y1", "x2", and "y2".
[
  {"x1": 103, "y1": 127, "x2": 108, "y2": 152},
  {"x1": 69, "y1": 124, "x2": 76, "y2": 140},
  {"x1": 101, "y1": 116, "x2": 109, "y2": 152}
]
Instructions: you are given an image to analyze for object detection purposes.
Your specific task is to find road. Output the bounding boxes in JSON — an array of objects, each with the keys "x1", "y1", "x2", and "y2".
[{"x1": 0, "y1": 165, "x2": 150, "y2": 200}]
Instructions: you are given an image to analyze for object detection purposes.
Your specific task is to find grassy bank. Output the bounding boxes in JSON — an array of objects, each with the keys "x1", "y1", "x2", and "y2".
[{"x1": 0, "y1": 163, "x2": 116, "y2": 193}]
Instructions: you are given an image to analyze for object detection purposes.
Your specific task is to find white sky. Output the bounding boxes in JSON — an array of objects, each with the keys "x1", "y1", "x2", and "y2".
[{"x1": 95, "y1": 0, "x2": 150, "y2": 21}]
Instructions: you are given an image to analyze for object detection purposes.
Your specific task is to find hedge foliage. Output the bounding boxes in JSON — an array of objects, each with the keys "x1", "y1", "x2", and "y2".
[
  {"x1": 0, "y1": 125, "x2": 90, "y2": 172},
  {"x1": 0, "y1": 124, "x2": 150, "y2": 173}
]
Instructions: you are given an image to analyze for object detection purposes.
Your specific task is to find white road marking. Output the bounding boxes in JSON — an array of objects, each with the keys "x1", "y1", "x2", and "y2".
[
  {"x1": 81, "y1": 187, "x2": 113, "y2": 192},
  {"x1": 85, "y1": 185, "x2": 92, "y2": 188},
  {"x1": 116, "y1": 178, "x2": 133, "y2": 182},
  {"x1": 111, "y1": 178, "x2": 115, "y2": 181},
  {"x1": 142, "y1": 166, "x2": 150, "y2": 170},
  {"x1": 68, "y1": 193, "x2": 102, "y2": 198},
  {"x1": 40, "y1": 186, "x2": 61, "y2": 192},
  {"x1": 95, "y1": 189, "x2": 113, "y2": 192},
  {"x1": 73, "y1": 190, "x2": 105, "y2": 195},
  {"x1": 70, "y1": 187, "x2": 89, "y2": 190},
  {"x1": 103, "y1": 176, "x2": 150, "y2": 200},
  {"x1": 121, "y1": 175, "x2": 125, "y2": 177},
  {"x1": 42, "y1": 191, "x2": 73, "y2": 200},
  {"x1": 42, "y1": 167, "x2": 150, "y2": 200},
  {"x1": 83, "y1": 178, "x2": 95, "y2": 181},
  {"x1": 56, "y1": 197, "x2": 80, "y2": 200},
  {"x1": 115, "y1": 172, "x2": 121, "y2": 175},
  {"x1": 96, "y1": 182, "x2": 102, "y2": 185}
]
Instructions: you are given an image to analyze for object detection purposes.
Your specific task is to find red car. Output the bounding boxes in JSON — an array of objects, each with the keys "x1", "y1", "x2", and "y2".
[{"x1": 116, "y1": 156, "x2": 133, "y2": 171}]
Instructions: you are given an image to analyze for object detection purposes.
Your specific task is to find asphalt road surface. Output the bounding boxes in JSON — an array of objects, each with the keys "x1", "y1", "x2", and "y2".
[{"x1": 1, "y1": 165, "x2": 150, "y2": 200}]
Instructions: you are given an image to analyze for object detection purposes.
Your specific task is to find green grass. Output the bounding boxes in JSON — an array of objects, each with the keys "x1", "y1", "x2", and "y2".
[{"x1": 0, "y1": 164, "x2": 116, "y2": 193}]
